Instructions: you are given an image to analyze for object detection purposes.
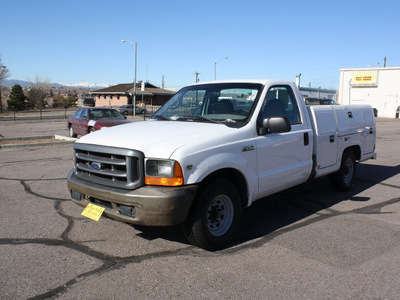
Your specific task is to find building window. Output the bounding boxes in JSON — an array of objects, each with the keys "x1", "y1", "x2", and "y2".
[
  {"x1": 117, "y1": 95, "x2": 120, "y2": 99},
  {"x1": 104, "y1": 95, "x2": 106, "y2": 99},
  {"x1": 110, "y1": 95, "x2": 113, "y2": 99}
]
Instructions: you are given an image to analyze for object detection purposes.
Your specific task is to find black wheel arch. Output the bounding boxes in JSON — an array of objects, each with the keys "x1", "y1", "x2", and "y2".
[
  {"x1": 343, "y1": 145, "x2": 361, "y2": 162},
  {"x1": 196, "y1": 168, "x2": 249, "y2": 209}
]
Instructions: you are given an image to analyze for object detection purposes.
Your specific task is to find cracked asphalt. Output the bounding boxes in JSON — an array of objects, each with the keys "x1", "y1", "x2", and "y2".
[{"x1": 1, "y1": 119, "x2": 400, "y2": 299}]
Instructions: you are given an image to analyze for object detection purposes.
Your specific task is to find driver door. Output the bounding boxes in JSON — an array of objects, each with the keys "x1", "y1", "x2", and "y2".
[{"x1": 255, "y1": 85, "x2": 313, "y2": 198}]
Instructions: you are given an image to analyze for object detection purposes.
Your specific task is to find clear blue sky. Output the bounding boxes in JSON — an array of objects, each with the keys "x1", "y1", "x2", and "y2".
[{"x1": 1, "y1": 0, "x2": 399, "y2": 89}]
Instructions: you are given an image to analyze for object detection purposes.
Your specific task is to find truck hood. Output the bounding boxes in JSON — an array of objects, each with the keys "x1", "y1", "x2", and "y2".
[{"x1": 76, "y1": 120, "x2": 238, "y2": 158}]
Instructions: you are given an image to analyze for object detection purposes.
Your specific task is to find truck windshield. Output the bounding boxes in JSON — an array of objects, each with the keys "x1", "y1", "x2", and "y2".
[{"x1": 152, "y1": 83, "x2": 263, "y2": 127}]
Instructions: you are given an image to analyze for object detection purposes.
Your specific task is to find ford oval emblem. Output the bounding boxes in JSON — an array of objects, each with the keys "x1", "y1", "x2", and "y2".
[{"x1": 90, "y1": 162, "x2": 102, "y2": 170}]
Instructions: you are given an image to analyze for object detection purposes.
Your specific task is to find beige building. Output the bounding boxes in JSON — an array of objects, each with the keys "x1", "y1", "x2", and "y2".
[{"x1": 91, "y1": 82, "x2": 175, "y2": 108}]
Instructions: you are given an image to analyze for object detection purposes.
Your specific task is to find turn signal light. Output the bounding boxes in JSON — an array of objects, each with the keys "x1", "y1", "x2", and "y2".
[{"x1": 145, "y1": 161, "x2": 184, "y2": 186}]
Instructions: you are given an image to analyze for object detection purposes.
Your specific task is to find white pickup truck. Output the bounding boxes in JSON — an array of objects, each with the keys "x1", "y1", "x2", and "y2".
[{"x1": 67, "y1": 79, "x2": 376, "y2": 250}]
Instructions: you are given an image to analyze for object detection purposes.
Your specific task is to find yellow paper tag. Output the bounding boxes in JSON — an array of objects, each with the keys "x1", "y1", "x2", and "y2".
[{"x1": 81, "y1": 203, "x2": 105, "y2": 221}]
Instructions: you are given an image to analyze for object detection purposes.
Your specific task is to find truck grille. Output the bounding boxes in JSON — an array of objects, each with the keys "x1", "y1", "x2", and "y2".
[{"x1": 73, "y1": 144, "x2": 144, "y2": 189}]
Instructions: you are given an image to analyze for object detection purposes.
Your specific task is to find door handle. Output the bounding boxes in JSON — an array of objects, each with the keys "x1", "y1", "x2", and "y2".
[
  {"x1": 330, "y1": 135, "x2": 335, "y2": 143},
  {"x1": 304, "y1": 132, "x2": 309, "y2": 146}
]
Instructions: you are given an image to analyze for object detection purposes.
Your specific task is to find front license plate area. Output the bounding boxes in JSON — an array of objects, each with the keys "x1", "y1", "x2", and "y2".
[{"x1": 81, "y1": 203, "x2": 105, "y2": 221}]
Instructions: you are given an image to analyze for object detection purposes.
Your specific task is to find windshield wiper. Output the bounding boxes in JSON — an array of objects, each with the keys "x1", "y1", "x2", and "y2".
[
  {"x1": 181, "y1": 115, "x2": 220, "y2": 123},
  {"x1": 152, "y1": 115, "x2": 170, "y2": 121}
]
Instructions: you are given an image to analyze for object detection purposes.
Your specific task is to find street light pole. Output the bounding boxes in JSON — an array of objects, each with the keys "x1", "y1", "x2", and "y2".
[
  {"x1": 214, "y1": 57, "x2": 228, "y2": 80},
  {"x1": 0, "y1": 66, "x2": 6, "y2": 114},
  {"x1": 122, "y1": 40, "x2": 137, "y2": 116}
]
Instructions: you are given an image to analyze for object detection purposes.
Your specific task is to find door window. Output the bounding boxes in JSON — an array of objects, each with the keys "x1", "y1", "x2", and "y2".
[
  {"x1": 258, "y1": 85, "x2": 301, "y2": 128},
  {"x1": 73, "y1": 109, "x2": 83, "y2": 118},
  {"x1": 80, "y1": 109, "x2": 88, "y2": 119}
]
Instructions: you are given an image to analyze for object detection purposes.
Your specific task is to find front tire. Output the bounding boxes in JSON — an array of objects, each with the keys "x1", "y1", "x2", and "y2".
[
  {"x1": 184, "y1": 180, "x2": 242, "y2": 250},
  {"x1": 69, "y1": 125, "x2": 77, "y2": 138},
  {"x1": 329, "y1": 149, "x2": 356, "y2": 191}
]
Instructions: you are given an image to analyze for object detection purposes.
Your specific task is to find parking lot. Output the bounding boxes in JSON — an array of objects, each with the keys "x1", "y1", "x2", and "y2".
[{"x1": 1, "y1": 118, "x2": 400, "y2": 299}]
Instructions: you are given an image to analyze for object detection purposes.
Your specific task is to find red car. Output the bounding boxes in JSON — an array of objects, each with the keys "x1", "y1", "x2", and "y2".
[{"x1": 68, "y1": 107, "x2": 131, "y2": 137}]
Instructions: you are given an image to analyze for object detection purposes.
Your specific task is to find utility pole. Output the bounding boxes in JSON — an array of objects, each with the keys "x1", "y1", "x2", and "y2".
[
  {"x1": 162, "y1": 75, "x2": 165, "y2": 89},
  {"x1": 193, "y1": 71, "x2": 200, "y2": 83},
  {"x1": 349, "y1": 79, "x2": 352, "y2": 105},
  {"x1": 296, "y1": 73, "x2": 301, "y2": 87},
  {"x1": 384, "y1": 56, "x2": 387, "y2": 67}
]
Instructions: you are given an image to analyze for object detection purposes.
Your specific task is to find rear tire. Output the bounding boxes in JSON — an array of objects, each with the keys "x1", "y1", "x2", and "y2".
[
  {"x1": 183, "y1": 180, "x2": 242, "y2": 250},
  {"x1": 69, "y1": 125, "x2": 77, "y2": 138},
  {"x1": 329, "y1": 149, "x2": 356, "y2": 191}
]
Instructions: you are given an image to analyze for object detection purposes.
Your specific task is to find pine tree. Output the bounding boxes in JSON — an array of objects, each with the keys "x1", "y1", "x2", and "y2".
[{"x1": 7, "y1": 84, "x2": 26, "y2": 111}]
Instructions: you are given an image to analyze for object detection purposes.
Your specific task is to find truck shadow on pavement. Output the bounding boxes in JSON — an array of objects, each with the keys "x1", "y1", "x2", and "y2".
[
  {"x1": 232, "y1": 162, "x2": 400, "y2": 250},
  {"x1": 134, "y1": 163, "x2": 400, "y2": 251}
]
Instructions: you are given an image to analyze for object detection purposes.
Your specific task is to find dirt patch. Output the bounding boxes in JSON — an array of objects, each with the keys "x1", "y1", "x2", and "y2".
[{"x1": 0, "y1": 138, "x2": 64, "y2": 145}]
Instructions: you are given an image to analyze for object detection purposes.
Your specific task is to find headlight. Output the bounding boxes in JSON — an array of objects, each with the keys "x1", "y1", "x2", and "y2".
[{"x1": 145, "y1": 159, "x2": 184, "y2": 186}]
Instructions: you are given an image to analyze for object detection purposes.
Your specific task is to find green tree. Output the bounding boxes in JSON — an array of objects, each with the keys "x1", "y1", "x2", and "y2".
[
  {"x1": 7, "y1": 84, "x2": 26, "y2": 111},
  {"x1": 67, "y1": 94, "x2": 78, "y2": 107}
]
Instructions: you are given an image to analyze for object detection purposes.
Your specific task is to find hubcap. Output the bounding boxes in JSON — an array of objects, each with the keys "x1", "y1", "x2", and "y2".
[
  {"x1": 207, "y1": 195, "x2": 234, "y2": 237},
  {"x1": 343, "y1": 157, "x2": 354, "y2": 184}
]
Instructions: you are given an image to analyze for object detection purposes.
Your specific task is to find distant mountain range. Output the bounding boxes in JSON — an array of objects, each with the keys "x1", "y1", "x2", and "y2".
[{"x1": 2, "y1": 79, "x2": 112, "y2": 89}]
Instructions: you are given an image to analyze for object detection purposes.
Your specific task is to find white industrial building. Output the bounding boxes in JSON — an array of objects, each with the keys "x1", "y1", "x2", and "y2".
[{"x1": 339, "y1": 67, "x2": 400, "y2": 118}]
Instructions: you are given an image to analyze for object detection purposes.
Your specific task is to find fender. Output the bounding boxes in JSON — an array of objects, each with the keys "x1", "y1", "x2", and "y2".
[{"x1": 183, "y1": 151, "x2": 258, "y2": 206}]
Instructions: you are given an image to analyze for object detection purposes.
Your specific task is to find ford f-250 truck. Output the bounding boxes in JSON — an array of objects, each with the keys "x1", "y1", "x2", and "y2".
[{"x1": 67, "y1": 79, "x2": 376, "y2": 250}]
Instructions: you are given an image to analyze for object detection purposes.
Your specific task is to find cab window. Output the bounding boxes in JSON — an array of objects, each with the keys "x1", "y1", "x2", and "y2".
[{"x1": 258, "y1": 85, "x2": 301, "y2": 126}]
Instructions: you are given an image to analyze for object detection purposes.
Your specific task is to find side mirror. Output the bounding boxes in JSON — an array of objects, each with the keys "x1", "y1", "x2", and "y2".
[{"x1": 259, "y1": 116, "x2": 291, "y2": 135}]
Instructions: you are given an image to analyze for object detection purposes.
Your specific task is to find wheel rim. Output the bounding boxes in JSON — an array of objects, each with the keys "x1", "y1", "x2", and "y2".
[
  {"x1": 343, "y1": 157, "x2": 354, "y2": 184},
  {"x1": 207, "y1": 194, "x2": 234, "y2": 237}
]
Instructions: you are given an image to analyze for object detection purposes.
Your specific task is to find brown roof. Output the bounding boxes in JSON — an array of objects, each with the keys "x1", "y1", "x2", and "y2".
[{"x1": 92, "y1": 83, "x2": 175, "y2": 96}]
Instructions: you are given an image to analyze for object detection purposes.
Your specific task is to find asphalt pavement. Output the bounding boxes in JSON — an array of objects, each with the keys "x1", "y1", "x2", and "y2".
[{"x1": 1, "y1": 118, "x2": 400, "y2": 299}]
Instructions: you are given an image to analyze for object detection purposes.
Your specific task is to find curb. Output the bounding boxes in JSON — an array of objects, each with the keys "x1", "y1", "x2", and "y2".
[{"x1": 0, "y1": 135, "x2": 77, "y2": 150}]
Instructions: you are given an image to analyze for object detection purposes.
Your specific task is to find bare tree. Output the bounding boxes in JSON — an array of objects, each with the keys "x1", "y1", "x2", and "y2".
[
  {"x1": 0, "y1": 55, "x2": 10, "y2": 113},
  {"x1": 26, "y1": 76, "x2": 50, "y2": 109}
]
